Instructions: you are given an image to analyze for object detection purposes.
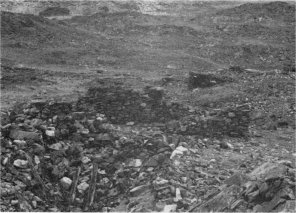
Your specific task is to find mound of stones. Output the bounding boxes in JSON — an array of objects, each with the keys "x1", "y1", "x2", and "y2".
[
  {"x1": 1, "y1": 98, "x2": 172, "y2": 211},
  {"x1": 167, "y1": 103, "x2": 251, "y2": 138},
  {"x1": 1, "y1": 85, "x2": 257, "y2": 211}
]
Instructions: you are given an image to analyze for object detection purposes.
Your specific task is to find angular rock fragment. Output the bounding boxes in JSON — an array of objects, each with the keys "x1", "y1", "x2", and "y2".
[
  {"x1": 9, "y1": 129, "x2": 41, "y2": 142},
  {"x1": 163, "y1": 204, "x2": 177, "y2": 212},
  {"x1": 77, "y1": 182, "x2": 89, "y2": 194},
  {"x1": 219, "y1": 141, "x2": 234, "y2": 149},
  {"x1": 45, "y1": 127, "x2": 55, "y2": 137},
  {"x1": 60, "y1": 177, "x2": 72, "y2": 190},
  {"x1": 13, "y1": 139, "x2": 26, "y2": 148},
  {"x1": 48, "y1": 143, "x2": 63, "y2": 150},
  {"x1": 192, "y1": 161, "x2": 295, "y2": 212},
  {"x1": 170, "y1": 146, "x2": 188, "y2": 159},
  {"x1": 13, "y1": 159, "x2": 28, "y2": 168},
  {"x1": 128, "y1": 159, "x2": 142, "y2": 167}
]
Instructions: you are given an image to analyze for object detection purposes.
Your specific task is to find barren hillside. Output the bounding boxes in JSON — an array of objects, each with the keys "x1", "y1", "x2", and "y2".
[{"x1": 1, "y1": 1, "x2": 295, "y2": 212}]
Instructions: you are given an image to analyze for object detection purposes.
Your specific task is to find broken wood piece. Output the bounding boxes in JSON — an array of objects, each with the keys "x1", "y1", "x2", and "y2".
[
  {"x1": 84, "y1": 161, "x2": 99, "y2": 211},
  {"x1": 24, "y1": 152, "x2": 49, "y2": 200},
  {"x1": 70, "y1": 166, "x2": 81, "y2": 204}
]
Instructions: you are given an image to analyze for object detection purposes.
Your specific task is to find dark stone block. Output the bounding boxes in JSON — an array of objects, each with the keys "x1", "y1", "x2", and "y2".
[{"x1": 188, "y1": 72, "x2": 231, "y2": 90}]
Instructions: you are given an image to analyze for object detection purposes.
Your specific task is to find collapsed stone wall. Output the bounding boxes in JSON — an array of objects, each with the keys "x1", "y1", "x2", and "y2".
[
  {"x1": 165, "y1": 104, "x2": 251, "y2": 138},
  {"x1": 6, "y1": 85, "x2": 251, "y2": 139},
  {"x1": 75, "y1": 85, "x2": 251, "y2": 138},
  {"x1": 76, "y1": 86, "x2": 185, "y2": 124}
]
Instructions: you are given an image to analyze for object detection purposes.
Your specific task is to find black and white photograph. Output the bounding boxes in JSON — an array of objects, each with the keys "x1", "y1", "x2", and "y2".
[{"x1": 0, "y1": 0, "x2": 295, "y2": 212}]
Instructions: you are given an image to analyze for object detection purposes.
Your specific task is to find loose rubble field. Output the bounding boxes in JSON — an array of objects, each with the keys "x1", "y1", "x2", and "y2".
[{"x1": 1, "y1": 0, "x2": 295, "y2": 212}]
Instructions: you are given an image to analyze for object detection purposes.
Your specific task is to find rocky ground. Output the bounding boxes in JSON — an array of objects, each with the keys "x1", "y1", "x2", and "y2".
[
  {"x1": 1, "y1": 0, "x2": 295, "y2": 212},
  {"x1": 1, "y1": 69, "x2": 295, "y2": 212}
]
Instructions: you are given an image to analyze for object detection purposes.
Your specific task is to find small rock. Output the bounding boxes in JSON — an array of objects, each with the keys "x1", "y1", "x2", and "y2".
[
  {"x1": 81, "y1": 176, "x2": 90, "y2": 183},
  {"x1": 2, "y1": 157, "x2": 9, "y2": 166},
  {"x1": 13, "y1": 140, "x2": 27, "y2": 147},
  {"x1": 32, "y1": 143, "x2": 45, "y2": 154},
  {"x1": 145, "y1": 158, "x2": 158, "y2": 167},
  {"x1": 95, "y1": 133, "x2": 112, "y2": 141},
  {"x1": 13, "y1": 159, "x2": 28, "y2": 168},
  {"x1": 181, "y1": 177, "x2": 187, "y2": 183},
  {"x1": 82, "y1": 156, "x2": 91, "y2": 164},
  {"x1": 98, "y1": 169, "x2": 106, "y2": 175},
  {"x1": 96, "y1": 113, "x2": 107, "y2": 121},
  {"x1": 19, "y1": 200, "x2": 33, "y2": 211},
  {"x1": 209, "y1": 159, "x2": 216, "y2": 163},
  {"x1": 169, "y1": 143, "x2": 176, "y2": 150},
  {"x1": 250, "y1": 139, "x2": 259, "y2": 146},
  {"x1": 146, "y1": 86, "x2": 164, "y2": 101},
  {"x1": 138, "y1": 172, "x2": 147, "y2": 181},
  {"x1": 228, "y1": 112, "x2": 236, "y2": 118},
  {"x1": 113, "y1": 149, "x2": 119, "y2": 155},
  {"x1": 48, "y1": 207, "x2": 59, "y2": 212},
  {"x1": 126, "y1": 122, "x2": 135, "y2": 126},
  {"x1": 101, "y1": 177, "x2": 109, "y2": 184},
  {"x1": 279, "y1": 200, "x2": 296, "y2": 212},
  {"x1": 179, "y1": 142, "x2": 188, "y2": 147},
  {"x1": 45, "y1": 127, "x2": 55, "y2": 137},
  {"x1": 129, "y1": 159, "x2": 142, "y2": 167},
  {"x1": 173, "y1": 159, "x2": 181, "y2": 166},
  {"x1": 163, "y1": 204, "x2": 177, "y2": 212},
  {"x1": 174, "y1": 188, "x2": 182, "y2": 202},
  {"x1": 11, "y1": 200, "x2": 18, "y2": 205},
  {"x1": 52, "y1": 115, "x2": 58, "y2": 123},
  {"x1": 220, "y1": 141, "x2": 234, "y2": 149},
  {"x1": 167, "y1": 64, "x2": 177, "y2": 69},
  {"x1": 72, "y1": 112, "x2": 86, "y2": 120},
  {"x1": 170, "y1": 185, "x2": 176, "y2": 194},
  {"x1": 80, "y1": 129, "x2": 89, "y2": 135},
  {"x1": 31, "y1": 118, "x2": 43, "y2": 128},
  {"x1": 48, "y1": 143, "x2": 63, "y2": 150},
  {"x1": 15, "y1": 180, "x2": 26, "y2": 189},
  {"x1": 140, "y1": 103, "x2": 147, "y2": 107},
  {"x1": 34, "y1": 156, "x2": 40, "y2": 165},
  {"x1": 277, "y1": 160, "x2": 292, "y2": 167},
  {"x1": 170, "y1": 146, "x2": 188, "y2": 159},
  {"x1": 147, "y1": 167, "x2": 154, "y2": 172},
  {"x1": 34, "y1": 196, "x2": 42, "y2": 202},
  {"x1": 155, "y1": 201, "x2": 166, "y2": 211},
  {"x1": 23, "y1": 173, "x2": 32, "y2": 181},
  {"x1": 180, "y1": 126, "x2": 187, "y2": 132},
  {"x1": 176, "y1": 145, "x2": 189, "y2": 153},
  {"x1": 31, "y1": 200, "x2": 37, "y2": 208},
  {"x1": 9, "y1": 129, "x2": 40, "y2": 142},
  {"x1": 77, "y1": 182, "x2": 89, "y2": 193},
  {"x1": 153, "y1": 177, "x2": 169, "y2": 185},
  {"x1": 60, "y1": 177, "x2": 72, "y2": 190}
]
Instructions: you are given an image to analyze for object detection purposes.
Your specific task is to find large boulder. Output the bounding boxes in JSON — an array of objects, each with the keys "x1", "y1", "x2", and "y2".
[{"x1": 191, "y1": 161, "x2": 295, "y2": 212}]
